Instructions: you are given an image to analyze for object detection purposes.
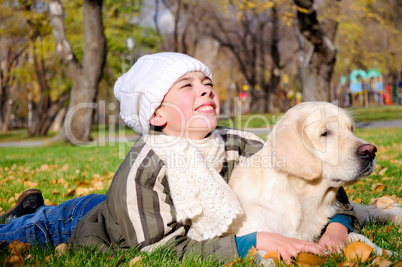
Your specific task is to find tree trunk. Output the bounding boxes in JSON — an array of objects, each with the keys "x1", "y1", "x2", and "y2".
[
  {"x1": 28, "y1": 49, "x2": 69, "y2": 136},
  {"x1": 294, "y1": 0, "x2": 340, "y2": 102},
  {"x1": 267, "y1": 5, "x2": 285, "y2": 113},
  {"x1": 49, "y1": 0, "x2": 106, "y2": 144}
]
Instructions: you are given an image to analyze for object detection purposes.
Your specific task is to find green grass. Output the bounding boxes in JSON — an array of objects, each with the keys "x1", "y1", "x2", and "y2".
[
  {"x1": 218, "y1": 105, "x2": 401, "y2": 129},
  {"x1": 348, "y1": 105, "x2": 401, "y2": 123},
  {"x1": 0, "y1": 128, "x2": 401, "y2": 266}
]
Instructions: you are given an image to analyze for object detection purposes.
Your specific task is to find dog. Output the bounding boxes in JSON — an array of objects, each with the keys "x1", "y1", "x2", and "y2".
[{"x1": 228, "y1": 102, "x2": 402, "y2": 261}]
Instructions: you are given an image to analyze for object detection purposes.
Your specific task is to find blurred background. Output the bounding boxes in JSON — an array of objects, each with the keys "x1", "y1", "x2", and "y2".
[{"x1": 0, "y1": 0, "x2": 401, "y2": 143}]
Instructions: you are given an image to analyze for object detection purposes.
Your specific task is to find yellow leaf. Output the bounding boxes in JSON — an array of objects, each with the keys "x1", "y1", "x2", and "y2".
[
  {"x1": 378, "y1": 168, "x2": 388, "y2": 176},
  {"x1": 372, "y1": 183, "x2": 385, "y2": 193},
  {"x1": 369, "y1": 197, "x2": 395, "y2": 210},
  {"x1": 52, "y1": 189, "x2": 61, "y2": 195},
  {"x1": 67, "y1": 189, "x2": 76, "y2": 196},
  {"x1": 263, "y1": 250, "x2": 280, "y2": 265},
  {"x1": 8, "y1": 255, "x2": 22, "y2": 265},
  {"x1": 345, "y1": 241, "x2": 373, "y2": 262},
  {"x1": 353, "y1": 197, "x2": 363, "y2": 204},
  {"x1": 61, "y1": 164, "x2": 69, "y2": 171},
  {"x1": 246, "y1": 246, "x2": 257, "y2": 260},
  {"x1": 337, "y1": 261, "x2": 352, "y2": 267},
  {"x1": 129, "y1": 255, "x2": 143, "y2": 267},
  {"x1": 372, "y1": 256, "x2": 393, "y2": 267},
  {"x1": 55, "y1": 243, "x2": 68, "y2": 256},
  {"x1": 296, "y1": 252, "x2": 326, "y2": 266},
  {"x1": 40, "y1": 164, "x2": 49, "y2": 171}
]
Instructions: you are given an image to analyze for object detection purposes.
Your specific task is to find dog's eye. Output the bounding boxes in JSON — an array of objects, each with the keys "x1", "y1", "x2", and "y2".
[{"x1": 321, "y1": 130, "x2": 330, "y2": 137}]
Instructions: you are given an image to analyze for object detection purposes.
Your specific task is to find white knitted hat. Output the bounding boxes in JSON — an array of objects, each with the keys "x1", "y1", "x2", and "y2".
[{"x1": 113, "y1": 52, "x2": 212, "y2": 135}]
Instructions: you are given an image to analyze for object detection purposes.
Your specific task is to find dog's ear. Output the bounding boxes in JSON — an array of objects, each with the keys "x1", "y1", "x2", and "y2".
[{"x1": 270, "y1": 117, "x2": 322, "y2": 180}]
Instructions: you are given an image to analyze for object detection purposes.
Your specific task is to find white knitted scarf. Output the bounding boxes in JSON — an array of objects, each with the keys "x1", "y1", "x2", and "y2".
[{"x1": 144, "y1": 130, "x2": 243, "y2": 241}]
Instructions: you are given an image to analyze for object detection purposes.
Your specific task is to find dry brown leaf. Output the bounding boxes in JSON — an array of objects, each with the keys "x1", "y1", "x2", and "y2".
[
  {"x1": 246, "y1": 246, "x2": 257, "y2": 260},
  {"x1": 55, "y1": 243, "x2": 68, "y2": 256},
  {"x1": 67, "y1": 189, "x2": 76, "y2": 196},
  {"x1": 394, "y1": 261, "x2": 402, "y2": 267},
  {"x1": 337, "y1": 261, "x2": 352, "y2": 267},
  {"x1": 128, "y1": 255, "x2": 143, "y2": 267},
  {"x1": 223, "y1": 258, "x2": 242, "y2": 267},
  {"x1": 372, "y1": 256, "x2": 393, "y2": 267},
  {"x1": 8, "y1": 240, "x2": 30, "y2": 255},
  {"x1": 345, "y1": 241, "x2": 373, "y2": 262},
  {"x1": 296, "y1": 252, "x2": 325, "y2": 266},
  {"x1": 372, "y1": 183, "x2": 386, "y2": 193},
  {"x1": 263, "y1": 250, "x2": 281, "y2": 265},
  {"x1": 378, "y1": 168, "x2": 388, "y2": 176},
  {"x1": 353, "y1": 198, "x2": 363, "y2": 204},
  {"x1": 76, "y1": 187, "x2": 90, "y2": 197},
  {"x1": 45, "y1": 255, "x2": 52, "y2": 263},
  {"x1": 61, "y1": 164, "x2": 69, "y2": 171},
  {"x1": 44, "y1": 199, "x2": 55, "y2": 206},
  {"x1": 115, "y1": 253, "x2": 126, "y2": 267},
  {"x1": 8, "y1": 255, "x2": 23, "y2": 265},
  {"x1": 52, "y1": 189, "x2": 61, "y2": 195}
]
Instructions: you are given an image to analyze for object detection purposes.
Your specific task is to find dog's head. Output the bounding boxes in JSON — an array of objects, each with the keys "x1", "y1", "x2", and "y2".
[{"x1": 269, "y1": 102, "x2": 376, "y2": 187}]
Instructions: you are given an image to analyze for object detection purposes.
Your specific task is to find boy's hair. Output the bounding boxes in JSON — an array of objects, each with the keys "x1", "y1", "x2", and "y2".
[{"x1": 114, "y1": 52, "x2": 212, "y2": 135}]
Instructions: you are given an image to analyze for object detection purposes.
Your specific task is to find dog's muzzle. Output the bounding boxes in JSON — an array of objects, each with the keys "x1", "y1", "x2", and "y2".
[{"x1": 356, "y1": 144, "x2": 377, "y2": 178}]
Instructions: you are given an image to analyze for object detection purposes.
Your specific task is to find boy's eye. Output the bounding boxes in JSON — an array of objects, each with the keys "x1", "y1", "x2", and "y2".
[
  {"x1": 182, "y1": 84, "x2": 191, "y2": 88},
  {"x1": 204, "y1": 83, "x2": 213, "y2": 87}
]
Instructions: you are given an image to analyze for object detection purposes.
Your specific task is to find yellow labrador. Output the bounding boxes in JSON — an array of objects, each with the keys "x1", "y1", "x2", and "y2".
[{"x1": 229, "y1": 102, "x2": 401, "y2": 258}]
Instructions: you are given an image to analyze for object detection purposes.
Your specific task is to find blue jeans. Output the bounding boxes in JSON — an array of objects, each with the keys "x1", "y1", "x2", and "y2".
[{"x1": 0, "y1": 194, "x2": 105, "y2": 247}]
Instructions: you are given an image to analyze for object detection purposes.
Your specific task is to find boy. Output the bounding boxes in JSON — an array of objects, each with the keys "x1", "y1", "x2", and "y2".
[{"x1": 0, "y1": 52, "x2": 358, "y2": 263}]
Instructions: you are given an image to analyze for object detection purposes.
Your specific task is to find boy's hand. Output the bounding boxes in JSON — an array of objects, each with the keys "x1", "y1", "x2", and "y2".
[
  {"x1": 256, "y1": 232, "x2": 327, "y2": 264},
  {"x1": 318, "y1": 222, "x2": 350, "y2": 253}
]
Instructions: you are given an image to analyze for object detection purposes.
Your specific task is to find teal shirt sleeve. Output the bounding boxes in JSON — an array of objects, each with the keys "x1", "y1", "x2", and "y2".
[
  {"x1": 235, "y1": 232, "x2": 257, "y2": 258},
  {"x1": 329, "y1": 214, "x2": 354, "y2": 232}
]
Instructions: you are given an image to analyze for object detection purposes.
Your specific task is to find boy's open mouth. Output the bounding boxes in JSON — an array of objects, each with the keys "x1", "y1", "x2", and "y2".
[{"x1": 195, "y1": 103, "x2": 216, "y2": 112}]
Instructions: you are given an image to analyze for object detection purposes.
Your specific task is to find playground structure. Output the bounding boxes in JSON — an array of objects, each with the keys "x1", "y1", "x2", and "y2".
[{"x1": 342, "y1": 69, "x2": 396, "y2": 107}]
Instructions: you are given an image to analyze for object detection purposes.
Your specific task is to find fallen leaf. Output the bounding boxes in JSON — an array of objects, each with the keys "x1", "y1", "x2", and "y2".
[
  {"x1": 378, "y1": 168, "x2": 388, "y2": 176},
  {"x1": 8, "y1": 240, "x2": 30, "y2": 255},
  {"x1": 40, "y1": 164, "x2": 49, "y2": 171},
  {"x1": 8, "y1": 255, "x2": 22, "y2": 265},
  {"x1": 115, "y1": 253, "x2": 126, "y2": 267},
  {"x1": 372, "y1": 183, "x2": 386, "y2": 193},
  {"x1": 337, "y1": 261, "x2": 352, "y2": 267},
  {"x1": 223, "y1": 258, "x2": 242, "y2": 267},
  {"x1": 372, "y1": 256, "x2": 393, "y2": 267},
  {"x1": 353, "y1": 197, "x2": 363, "y2": 204},
  {"x1": 128, "y1": 256, "x2": 143, "y2": 267},
  {"x1": 55, "y1": 243, "x2": 68, "y2": 256},
  {"x1": 246, "y1": 246, "x2": 257, "y2": 261},
  {"x1": 61, "y1": 164, "x2": 69, "y2": 171},
  {"x1": 394, "y1": 261, "x2": 402, "y2": 267},
  {"x1": 67, "y1": 189, "x2": 76, "y2": 196},
  {"x1": 52, "y1": 189, "x2": 61, "y2": 195},
  {"x1": 263, "y1": 250, "x2": 281, "y2": 265},
  {"x1": 296, "y1": 252, "x2": 325, "y2": 266},
  {"x1": 45, "y1": 255, "x2": 53, "y2": 262},
  {"x1": 369, "y1": 197, "x2": 395, "y2": 207},
  {"x1": 345, "y1": 241, "x2": 373, "y2": 262}
]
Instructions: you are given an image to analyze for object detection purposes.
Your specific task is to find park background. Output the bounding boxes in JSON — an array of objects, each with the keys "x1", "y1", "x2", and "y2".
[
  {"x1": 0, "y1": 0, "x2": 402, "y2": 266},
  {"x1": 0, "y1": 0, "x2": 401, "y2": 144}
]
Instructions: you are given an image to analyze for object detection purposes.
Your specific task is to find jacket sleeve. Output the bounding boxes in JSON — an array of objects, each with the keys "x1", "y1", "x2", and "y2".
[{"x1": 332, "y1": 187, "x2": 362, "y2": 233}]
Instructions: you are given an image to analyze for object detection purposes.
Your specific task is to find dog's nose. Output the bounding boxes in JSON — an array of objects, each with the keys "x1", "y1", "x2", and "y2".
[{"x1": 356, "y1": 144, "x2": 377, "y2": 161}]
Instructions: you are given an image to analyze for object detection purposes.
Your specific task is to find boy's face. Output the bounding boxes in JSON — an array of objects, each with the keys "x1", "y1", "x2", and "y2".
[{"x1": 150, "y1": 71, "x2": 220, "y2": 139}]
